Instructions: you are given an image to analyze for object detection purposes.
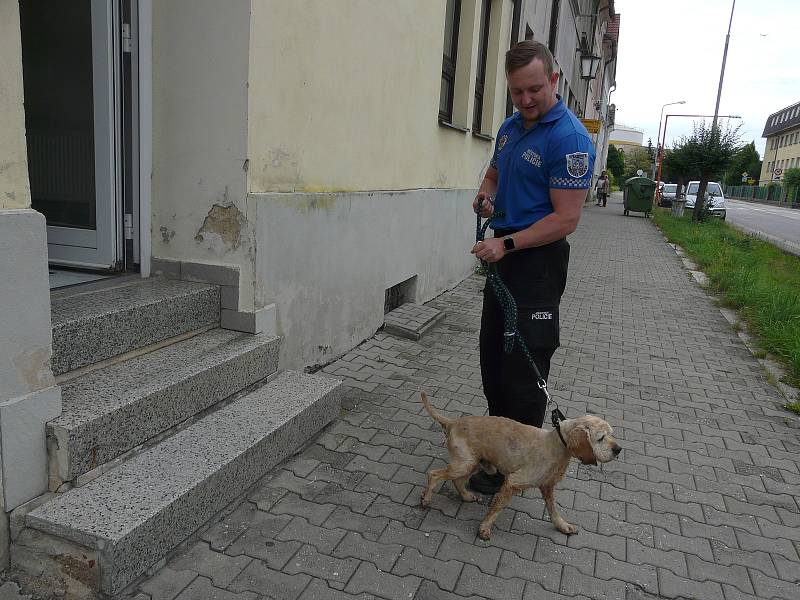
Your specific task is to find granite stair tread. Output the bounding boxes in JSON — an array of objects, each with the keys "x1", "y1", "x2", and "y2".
[
  {"x1": 27, "y1": 370, "x2": 342, "y2": 595},
  {"x1": 50, "y1": 278, "x2": 220, "y2": 375},
  {"x1": 49, "y1": 329, "x2": 281, "y2": 483}
]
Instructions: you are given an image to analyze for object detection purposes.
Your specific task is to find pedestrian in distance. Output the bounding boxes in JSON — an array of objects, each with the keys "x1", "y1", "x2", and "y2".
[
  {"x1": 595, "y1": 170, "x2": 609, "y2": 206},
  {"x1": 470, "y1": 40, "x2": 595, "y2": 495}
]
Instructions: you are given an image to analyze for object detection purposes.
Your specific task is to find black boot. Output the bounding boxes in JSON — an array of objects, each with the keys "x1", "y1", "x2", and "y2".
[{"x1": 468, "y1": 470, "x2": 505, "y2": 494}]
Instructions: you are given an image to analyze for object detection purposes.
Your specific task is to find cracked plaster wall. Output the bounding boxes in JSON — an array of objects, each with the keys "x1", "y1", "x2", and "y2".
[{"x1": 150, "y1": 0, "x2": 254, "y2": 310}]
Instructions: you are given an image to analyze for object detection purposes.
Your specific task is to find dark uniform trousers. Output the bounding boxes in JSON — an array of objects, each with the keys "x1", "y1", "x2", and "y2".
[{"x1": 479, "y1": 234, "x2": 570, "y2": 428}]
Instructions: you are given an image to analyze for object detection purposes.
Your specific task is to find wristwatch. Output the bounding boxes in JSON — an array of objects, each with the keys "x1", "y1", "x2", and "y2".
[{"x1": 502, "y1": 235, "x2": 516, "y2": 252}]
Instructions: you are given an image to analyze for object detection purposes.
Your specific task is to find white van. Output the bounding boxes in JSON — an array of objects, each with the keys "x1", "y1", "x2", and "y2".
[{"x1": 684, "y1": 181, "x2": 726, "y2": 219}]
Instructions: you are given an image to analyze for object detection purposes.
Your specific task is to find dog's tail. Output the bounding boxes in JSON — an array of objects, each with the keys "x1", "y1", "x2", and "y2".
[{"x1": 420, "y1": 391, "x2": 452, "y2": 431}]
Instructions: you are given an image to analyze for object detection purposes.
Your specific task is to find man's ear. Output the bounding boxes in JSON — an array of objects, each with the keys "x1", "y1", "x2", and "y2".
[
  {"x1": 567, "y1": 426, "x2": 597, "y2": 465},
  {"x1": 550, "y1": 71, "x2": 559, "y2": 88}
]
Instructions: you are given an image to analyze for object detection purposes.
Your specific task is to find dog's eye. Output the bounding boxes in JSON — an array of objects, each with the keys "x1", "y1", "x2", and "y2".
[{"x1": 598, "y1": 435, "x2": 605, "y2": 441}]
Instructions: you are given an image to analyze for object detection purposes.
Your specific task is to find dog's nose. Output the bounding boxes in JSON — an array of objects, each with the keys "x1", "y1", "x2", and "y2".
[{"x1": 612, "y1": 444, "x2": 622, "y2": 456}]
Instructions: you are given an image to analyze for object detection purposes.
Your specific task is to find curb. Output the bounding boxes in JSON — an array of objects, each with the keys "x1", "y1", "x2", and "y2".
[
  {"x1": 664, "y1": 238, "x2": 800, "y2": 410},
  {"x1": 725, "y1": 221, "x2": 800, "y2": 258}
]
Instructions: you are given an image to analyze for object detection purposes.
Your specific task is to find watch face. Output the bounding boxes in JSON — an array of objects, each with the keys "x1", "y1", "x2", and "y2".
[{"x1": 504, "y1": 237, "x2": 515, "y2": 251}]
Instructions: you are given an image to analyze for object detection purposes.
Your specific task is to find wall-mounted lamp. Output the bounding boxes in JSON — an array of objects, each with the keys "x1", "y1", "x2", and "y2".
[{"x1": 580, "y1": 53, "x2": 602, "y2": 80}]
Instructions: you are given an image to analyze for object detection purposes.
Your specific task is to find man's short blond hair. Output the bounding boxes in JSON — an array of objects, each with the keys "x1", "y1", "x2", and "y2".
[{"x1": 505, "y1": 40, "x2": 555, "y2": 77}]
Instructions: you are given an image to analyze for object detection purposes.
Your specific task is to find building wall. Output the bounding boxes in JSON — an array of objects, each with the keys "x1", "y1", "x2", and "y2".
[
  {"x1": 0, "y1": 0, "x2": 31, "y2": 211},
  {"x1": 250, "y1": 189, "x2": 476, "y2": 368},
  {"x1": 246, "y1": 0, "x2": 509, "y2": 193},
  {"x1": 0, "y1": 3, "x2": 62, "y2": 568},
  {"x1": 245, "y1": 0, "x2": 515, "y2": 368},
  {"x1": 761, "y1": 125, "x2": 800, "y2": 183},
  {"x1": 150, "y1": 0, "x2": 255, "y2": 310},
  {"x1": 610, "y1": 125, "x2": 642, "y2": 146},
  {"x1": 519, "y1": 0, "x2": 552, "y2": 43}
]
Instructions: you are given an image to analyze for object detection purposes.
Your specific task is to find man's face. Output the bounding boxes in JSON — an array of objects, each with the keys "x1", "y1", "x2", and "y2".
[{"x1": 507, "y1": 59, "x2": 559, "y2": 126}]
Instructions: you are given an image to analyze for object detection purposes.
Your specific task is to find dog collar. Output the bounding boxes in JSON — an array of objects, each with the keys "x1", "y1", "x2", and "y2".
[{"x1": 551, "y1": 407, "x2": 568, "y2": 448}]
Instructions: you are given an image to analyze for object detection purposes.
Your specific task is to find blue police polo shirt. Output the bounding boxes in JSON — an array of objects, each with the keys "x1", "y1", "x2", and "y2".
[{"x1": 489, "y1": 96, "x2": 595, "y2": 231}]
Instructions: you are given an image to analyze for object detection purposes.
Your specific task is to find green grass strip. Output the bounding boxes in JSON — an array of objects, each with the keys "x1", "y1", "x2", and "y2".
[{"x1": 653, "y1": 208, "x2": 800, "y2": 388}]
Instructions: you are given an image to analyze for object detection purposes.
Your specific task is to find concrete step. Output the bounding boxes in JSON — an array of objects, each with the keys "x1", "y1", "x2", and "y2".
[
  {"x1": 50, "y1": 278, "x2": 220, "y2": 375},
  {"x1": 49, "y1": 329, "x2": 281, "y2": 486},
  {"x1": 16, "y1": 370, "x2": 341, "y2": 596}
]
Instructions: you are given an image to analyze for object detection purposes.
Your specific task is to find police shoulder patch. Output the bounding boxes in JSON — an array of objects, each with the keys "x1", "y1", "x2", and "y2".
[
  {"x1": 566, "y1": 152, "x2": 589, "y2": 178},
  {"x1": 497, "y1": 135, "x2": 509, "y2": 152}
]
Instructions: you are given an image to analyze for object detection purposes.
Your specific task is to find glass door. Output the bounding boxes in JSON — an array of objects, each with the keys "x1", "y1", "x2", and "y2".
[{"x1": 20, "y1": 0, "x2": 122, "y2": 270}]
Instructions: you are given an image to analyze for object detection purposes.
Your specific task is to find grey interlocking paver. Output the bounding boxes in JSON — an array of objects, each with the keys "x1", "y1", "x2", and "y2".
[
  {"x1": 138, "y1": 567, "x2": 196, "y2": 600},
  {"x1": 276, "y1": 516, "x2": 348, "y2": 554},
  {"x1": 173, "y1": 576, "x2": 257, "y2": 600},
  {"x1": 496, "y1": 550, "x2": 563, "y2": 591},
  {"x1": 595, "y1": 552, "x2": 658, "y2": 595},
  {"x1": 344, "y1": 562, "x2": 421, "y2": 600},
  {"x1": 170, "y1": 542, "x2": 251, "y2": 588},
  {"x1": 283, "y1": 543, "x2": 360, "y2": 589},
  {"x1": 228, "y1": 561, "x2": 311, "y2": 599},
  {"x1": 133, "y1": 199, "x2": 800, "y2": 600}
]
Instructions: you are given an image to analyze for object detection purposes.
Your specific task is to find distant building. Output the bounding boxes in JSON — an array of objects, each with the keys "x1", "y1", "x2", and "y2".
[
  {"x1": 514, "y1": 0, "x2": 620, "y2": 187},
  {"x1": 760, "y1": 101, "x2": 800, "y2": 183},
  {"x1": 608, "y1": 124, "x2": 644, "y2": 155}
]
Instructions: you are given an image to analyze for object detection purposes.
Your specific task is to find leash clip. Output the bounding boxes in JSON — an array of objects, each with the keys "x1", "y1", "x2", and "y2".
[{"x1": 537, "y1": 378, "x2": 552, "y2": 406}]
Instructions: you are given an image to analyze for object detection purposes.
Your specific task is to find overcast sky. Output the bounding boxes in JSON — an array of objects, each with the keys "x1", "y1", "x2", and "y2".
[{"x1": 612, "y1": 0, "x2": 799, "y2": 157}]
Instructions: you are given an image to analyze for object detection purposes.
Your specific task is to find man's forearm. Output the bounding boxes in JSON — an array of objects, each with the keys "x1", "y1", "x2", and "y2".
[{"x1": 479, "y1": 175, "x2": 498, "y2": 198}]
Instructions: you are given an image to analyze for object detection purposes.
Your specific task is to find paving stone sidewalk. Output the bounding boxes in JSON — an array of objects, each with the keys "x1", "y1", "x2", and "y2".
[{"x1": 134, "y1": 193, "x2": 800, "y2": 600}]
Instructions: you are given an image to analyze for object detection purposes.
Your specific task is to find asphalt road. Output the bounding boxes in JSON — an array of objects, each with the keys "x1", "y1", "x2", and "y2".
[{"x1": 725, "y1": 198, "x2": 800, "y2": 255}]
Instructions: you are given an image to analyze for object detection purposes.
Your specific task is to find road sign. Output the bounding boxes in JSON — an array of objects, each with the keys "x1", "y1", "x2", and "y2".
[
  {"x1": 580, "y1": 119, "x2": 602, "y2": 134},
  {"x1": 774, "y1": 168, "x2": 783, "y2": 175}
]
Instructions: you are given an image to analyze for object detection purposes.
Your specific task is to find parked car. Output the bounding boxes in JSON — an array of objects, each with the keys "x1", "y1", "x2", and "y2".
[
  {"x1": 658, "y1": 183, "x2": 678, "y2": 207},
  {"x1": 684, "y1": 181, "x2": 726, "y2": 219}
]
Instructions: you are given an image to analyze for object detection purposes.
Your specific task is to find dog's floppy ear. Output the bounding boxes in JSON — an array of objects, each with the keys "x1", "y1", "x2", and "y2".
[{"x1": 567, "y1": 425, "x2": 597, "y2": 465}]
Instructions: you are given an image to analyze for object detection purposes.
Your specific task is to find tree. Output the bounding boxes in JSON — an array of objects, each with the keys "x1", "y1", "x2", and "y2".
[
  {"x1": 606, "y1": 144, "x2": 625, "y2": 182},
  {"x1": 646, "y1": 138, "x2": 655, "y2": 163},
  {"x1": 724, "y1": 142, "x2": 761, "y2": 186},
  {"x1": 675, "y1": 121, "x2": 742, "y2": 221},
  {"x1": 623, "y1": 147, "x2": 652, "y2": 181},
  {"x1": 784, "y1": 168, "x2": 800, "y2": 204},
  {"x1": 662, "y1": 145, "x2": 697, "y2": 200}
]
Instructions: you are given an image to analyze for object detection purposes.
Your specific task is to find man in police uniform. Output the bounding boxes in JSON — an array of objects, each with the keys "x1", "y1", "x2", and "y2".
[{"x1": 470, "y1": 40, "x2": 595, "y2": 494}]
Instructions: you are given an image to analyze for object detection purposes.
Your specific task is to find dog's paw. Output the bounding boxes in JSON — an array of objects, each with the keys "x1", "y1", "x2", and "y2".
[
  {"x1": 556, "y1": 520, "x2": 578, "y2": 535},
  {"x1": 420, "y1": 493, "x2": 431, "y2": 508},
  {"x1": 478, "y1": 524, "x2": 492, "y2": 540},
  {"x1": 460, "y1": 491, "x2": 478, "y2": 503}
]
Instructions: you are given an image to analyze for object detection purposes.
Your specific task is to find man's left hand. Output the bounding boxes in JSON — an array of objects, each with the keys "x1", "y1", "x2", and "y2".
[{"x1": 471, "y1": 238, "x2": 505, "y2": 263}]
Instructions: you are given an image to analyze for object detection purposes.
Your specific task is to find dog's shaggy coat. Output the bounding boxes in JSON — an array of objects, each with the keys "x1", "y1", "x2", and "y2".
[{"x1": 419, "y1": 392, "x2": 621, "y2": 539}]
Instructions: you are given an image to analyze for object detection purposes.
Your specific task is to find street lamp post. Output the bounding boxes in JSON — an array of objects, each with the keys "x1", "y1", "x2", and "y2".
[
  {"x1": 655, "y1": 113, "x2": 742, "y2": 196},
  {"x1": 712, "y1": 1, "x2": 736, "y2": 135},
  {"x1": 654, "y1": 100, "x2": 686, "y2": 187}
]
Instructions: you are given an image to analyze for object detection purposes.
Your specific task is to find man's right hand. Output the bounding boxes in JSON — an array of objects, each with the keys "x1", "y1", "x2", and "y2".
[{"x1": 473, "y1": 192, "x2": 494, "y2": 217}]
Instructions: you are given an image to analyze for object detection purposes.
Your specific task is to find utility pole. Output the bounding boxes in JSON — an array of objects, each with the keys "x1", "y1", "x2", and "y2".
[{"x1": 711, "y1": 0, "x2": 736, "y2": 135}]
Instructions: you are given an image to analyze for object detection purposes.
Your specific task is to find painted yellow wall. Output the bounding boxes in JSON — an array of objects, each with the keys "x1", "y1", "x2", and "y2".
[
  {"x1": 247, "y1": 0, "x2": 513, "y2": 193},
  {"x1": 760, "y1": 126, "x2": 800, "y2": 183},
  {"x1": 0, "y1": 0, "x2": 31, "y2": 210},
  {"x1": 150, "y1": 0, "x2": 255, "y2": 310}
]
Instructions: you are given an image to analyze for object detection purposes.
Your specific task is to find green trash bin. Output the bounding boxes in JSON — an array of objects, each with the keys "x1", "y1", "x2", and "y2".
[{"x1": 623, "y1": 177, "x2": 657, "y2": 217}]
